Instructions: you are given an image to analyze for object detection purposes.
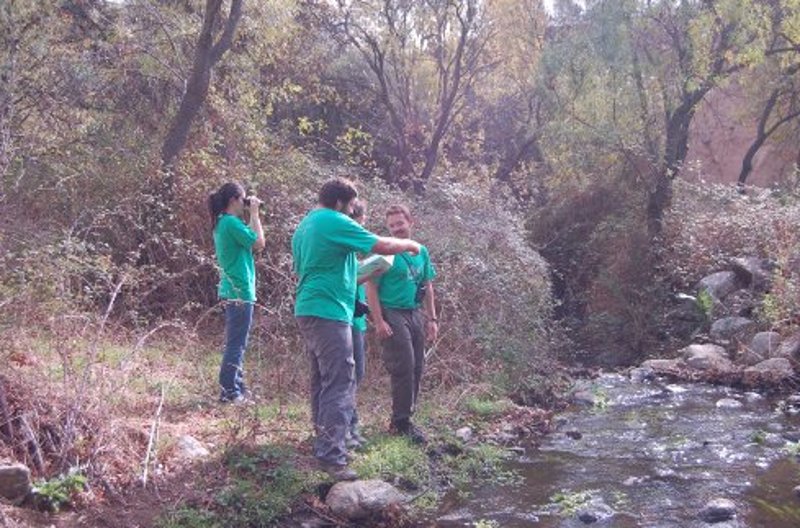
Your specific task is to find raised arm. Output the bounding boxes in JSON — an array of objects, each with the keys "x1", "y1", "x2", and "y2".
[
  {"x1": 372, "y1": 237, "x2": 420, "y2": 256},
  {"x1": 248, "y1": 197, "x2": 266, "y2": 252}
]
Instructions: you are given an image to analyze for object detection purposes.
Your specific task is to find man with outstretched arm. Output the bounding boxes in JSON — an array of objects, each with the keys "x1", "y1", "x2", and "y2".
[
  {"x1": 366, "y1": 204, "x2": 438, "y2": 445},
  {"x1": 291, "y1": 178, "x2": 422, "y2": 481}
]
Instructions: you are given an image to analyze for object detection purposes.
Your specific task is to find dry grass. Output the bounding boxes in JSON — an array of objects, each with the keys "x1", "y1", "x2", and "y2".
[{"x1": 1, "y1": 307, "x2": 549, "y2": 527}]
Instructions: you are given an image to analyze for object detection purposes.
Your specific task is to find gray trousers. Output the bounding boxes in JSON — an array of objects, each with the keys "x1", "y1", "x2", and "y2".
[
  {"x1": 351, "y1": 328, "x2": 366, "y2": 432},
  {"x1": 380, "y1": 308, "x2": 426, "y2": 423},
  {"x1": 297, "y1": 316, "x2": 355, "y2": 466}
]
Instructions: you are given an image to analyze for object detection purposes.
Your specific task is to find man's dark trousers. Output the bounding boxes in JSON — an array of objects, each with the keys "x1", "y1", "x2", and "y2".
[{"x1": 381, "y1": 308, "x2": 425, "y2": 423}]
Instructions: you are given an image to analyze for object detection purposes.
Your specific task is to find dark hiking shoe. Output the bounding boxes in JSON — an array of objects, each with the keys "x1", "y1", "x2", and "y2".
[
  {"x1": 319, "y1": 462, "x2": 358, "y2": 482},
  {"x1": 345, "y1": 436, "x2": 362, "y2": 449},
  {"x1": 390, "y1": 420, "x2": 427, "y2": 445}
]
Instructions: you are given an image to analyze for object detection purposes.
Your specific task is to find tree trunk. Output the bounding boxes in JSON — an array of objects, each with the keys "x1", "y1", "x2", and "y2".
[
  {"x1": 647, "y1": 89, "x2": 707, "y2": 237},
  {"x1": 159, "y1": 0, "x2": 243, "y2": 192},
  {"x1": 493, "y1": 135, "x2": 545, "y2": 202},
  {"x1": 0, "y1": 5, "x2": 19, "y2": 188},
  {"x1": 739, "y1": 70, "x2": 800, "y2": 188}
]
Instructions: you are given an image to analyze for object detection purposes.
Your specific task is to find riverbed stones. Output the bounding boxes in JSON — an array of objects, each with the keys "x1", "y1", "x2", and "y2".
[
  {"x1": 782, "y1": 395, "x2": 800, "y2": 417},
  {"x1": 325, "y1": 480, "x2": 405, "y2": 520},
  {"x1": 640, "y1": 358, "x2": 685, "y2": 375},
  {"x1": 729, "y1": 256, "x2": 773, "y2": 292},
  {"x1": 630, "y1": 366, "x2": 655, "y2": 383},
  {"x1": 741, "y1": 332, "x2": 782, "y2": 365},
  {"x1": 721, "y1": 289, "x2": 760, "y2": 320},
  {"x1": 697, "y1": 271, "x2": 742, "y2": 301},
  {"x1": 571, "y1": 390, "x2": 596, "y2": 407},
  {"x1": 776, "y1": 332, "x2": 800, "y2": 360},
  {"x1": 715, "y1": 398, "x2": 743, "y2": 409},
  {"x1": 0, "y1": 463, "x2": 32, "y2": 505},
  {"x1": 743, "y1": 391, "x2": 763, "y2": 402},
  {"x1": 176, "y1": 435, "x2": 210, "y2": 460},
  {"x1": 681, "y1": 344, "x2": 733, "y2": 371},
  {"x1": 577, "y1": 499, "x2": 614, "y2": 524},
  {"x1": 709, "y1": 317, "x2": 756, "y2": 345},
  {"x1": 667, "y1": 293, "x2": 707, "y2": 338},
  {"x1": 743, "y1": 358, "x2": 795, "y2": 386},
  {"x1": 698, "y1": 498, "x2": 736, "y2": 523},
  {"x1": 783, "y1": 430, "x2": 800, "y2": 442},
  {"x1": 455, "y1": 427, "x2": 473, "y2": 442}
]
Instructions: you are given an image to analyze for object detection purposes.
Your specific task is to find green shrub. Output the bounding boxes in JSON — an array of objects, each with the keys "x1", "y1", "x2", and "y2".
[{"x1": 33, "y1": 471, "x2": 87, "y2": 512}]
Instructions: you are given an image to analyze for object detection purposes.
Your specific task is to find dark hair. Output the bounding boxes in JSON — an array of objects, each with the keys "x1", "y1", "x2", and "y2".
[
  {"x1": 208, "y1": 182, "x2": 244, "y2": 229},
  {"x1": 318, "y1": 177, "x2": 358, "y2": 209},
  {"x1": 350, "y1": 198, "x2": 367, "y2": 220}
]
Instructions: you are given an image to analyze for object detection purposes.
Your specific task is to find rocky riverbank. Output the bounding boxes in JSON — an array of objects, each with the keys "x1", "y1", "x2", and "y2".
[{"x1": 638, "y1": 256, "x2": 799, "y2": 389}]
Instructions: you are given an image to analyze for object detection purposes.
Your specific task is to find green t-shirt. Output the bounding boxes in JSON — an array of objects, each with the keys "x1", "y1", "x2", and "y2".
[
  {"x1": 353, "y1": 283, "x2": 368, "y2": 332},
  {"x1": 214, "y1": 214, "x2": 258, "y2": 302},
  {"x1": 292, "y1": 208, "x2": 379, "y2": 323},
  {"x1": 375, "y1": 245, "x2": 436, "y2": 310}
]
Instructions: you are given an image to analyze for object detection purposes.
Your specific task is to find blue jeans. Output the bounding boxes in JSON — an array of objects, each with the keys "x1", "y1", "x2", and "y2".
[
  {"x1": 219, "y1": 301, "x2": 254, "y2": 400},
  {"x1": 351, "y1": 329, "x2": 366, "y2": 432}
]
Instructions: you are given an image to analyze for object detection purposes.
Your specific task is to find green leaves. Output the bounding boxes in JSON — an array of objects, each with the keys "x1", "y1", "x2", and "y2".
[{"x1": 33, "y1": 470, "x2": 88, "y2": 513}]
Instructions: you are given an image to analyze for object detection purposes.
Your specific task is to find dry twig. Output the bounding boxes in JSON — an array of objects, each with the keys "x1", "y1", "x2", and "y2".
[{"x1": 141, "y1": 385, "x2": 166, "y2": 488}]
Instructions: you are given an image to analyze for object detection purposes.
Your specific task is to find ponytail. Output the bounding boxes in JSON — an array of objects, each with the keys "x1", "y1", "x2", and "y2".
[{"x1": 208, "y1": 182, "x2": 245, "y2": 230}]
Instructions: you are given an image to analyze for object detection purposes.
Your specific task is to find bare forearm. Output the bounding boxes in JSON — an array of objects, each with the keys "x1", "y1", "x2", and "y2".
[
  {"x1": 424, "y1": 283, "x2": 436, "y2": 319},
  {"x1": 365, "y1": 281, "x2": 384, "y2": 324},
  {"x1": 372, "y1": 237, "x2": 419, "y2": 255},
  {"x1": 249, "y1": 210, "x2": 265, "y2": 252}
]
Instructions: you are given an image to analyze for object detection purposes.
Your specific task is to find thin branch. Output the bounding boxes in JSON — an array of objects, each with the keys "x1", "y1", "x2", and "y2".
[{"x1": 141, "y1": 385, "x2": 166, "y2": 488}]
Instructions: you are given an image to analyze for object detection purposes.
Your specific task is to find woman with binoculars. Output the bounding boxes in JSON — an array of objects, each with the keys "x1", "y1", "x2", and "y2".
[{"x1": 208, "y1": 182, "x2": 265, "y2": 404}]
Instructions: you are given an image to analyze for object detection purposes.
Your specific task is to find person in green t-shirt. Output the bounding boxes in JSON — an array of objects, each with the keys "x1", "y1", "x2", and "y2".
[
  {"x1": 291, "y1": 178, "x2": 421, "y2": 481},
  {"x1": 366, "y1": 204, "x2": 438, "y2": 445},
  {"x1": 208, "y1": 182, "x2": 265, "y2": 404}
]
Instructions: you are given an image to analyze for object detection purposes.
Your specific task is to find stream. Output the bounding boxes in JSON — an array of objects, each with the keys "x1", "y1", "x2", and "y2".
[{"x1": 436, "y1": 373, "x2": 800, "y2": 527}]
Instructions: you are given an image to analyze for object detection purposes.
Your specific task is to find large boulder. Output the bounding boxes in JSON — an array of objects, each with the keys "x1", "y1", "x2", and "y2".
[
  {"x1": 175, "y1": 435, "x2": 210, "y2": 461},
  {"x1": 698, "y1": 497, "x2": 736, "y2": 523},
  {"x1": 743, "y1": 358, "x2": 795, "y2": 387},
  {"x1": 577, "y1": 499, "x2": 615, "y2": 524},
  {"x1": 729, "y1": 256, "x2": 773, "y2": 292},
  {"x1": 0, "y1": 463, "x2": 32, "y2": 505},
  {"x1": 709, "y1": 317, "x2": 756, "y2": 345},
  {"x1": 776, "y1": 332, "x2": 800, "y2": 360},
  {"x1": 741, "y1": 332, "x2": 782, "y2": 366},
  {"x1": 696, "y1": 271, "x2": 743, "y2": 301},
  {"x1": 639, "y1": 359, "x2": 686, "y2": 376},
  {"x1": 326, "y1": 480, "x2": 406, "y2": 520},
  {"x1": 681, "y1": 344, "x2": 734, "y2": 371}
]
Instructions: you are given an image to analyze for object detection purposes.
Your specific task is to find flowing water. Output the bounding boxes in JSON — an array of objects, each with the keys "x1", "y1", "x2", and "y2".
[{"x1": 436, "y1": 374, "x2": 800, "y2": 527}]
